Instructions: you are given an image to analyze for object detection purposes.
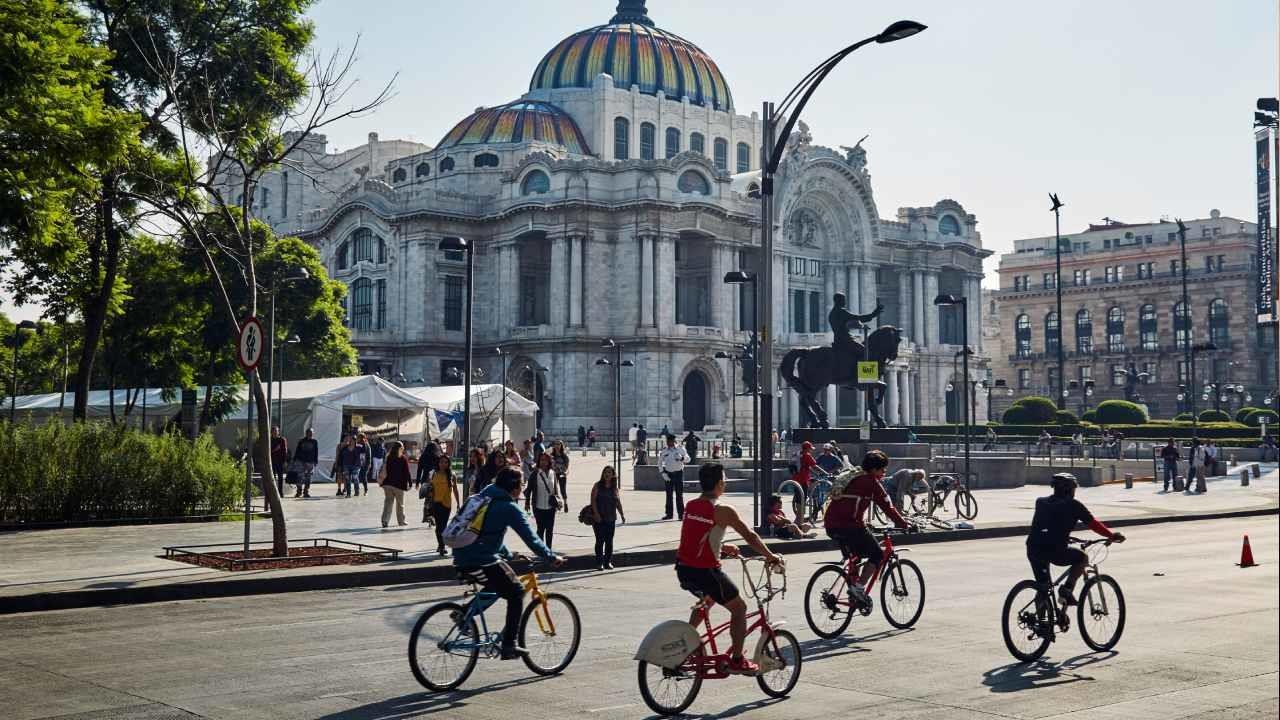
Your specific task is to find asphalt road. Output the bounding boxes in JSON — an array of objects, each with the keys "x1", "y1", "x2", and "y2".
[{"x1": 1, "y1": 516, "x2": 1275, "y2": 720}]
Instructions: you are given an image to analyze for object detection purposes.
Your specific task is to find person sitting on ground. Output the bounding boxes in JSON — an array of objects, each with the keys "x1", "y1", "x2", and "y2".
[
  {"x1": 675, "y1": 463, "x2": 782, "y2": 675},
  {"x1": 823, "y1": 450, "x2": 914, "y2": 606},
  {"x1": 1027, "y1": 473, "x2": 1125, "y2": 608},
  {"x1": 766, "y1": 494, "x2": 812, "y2": 539}
]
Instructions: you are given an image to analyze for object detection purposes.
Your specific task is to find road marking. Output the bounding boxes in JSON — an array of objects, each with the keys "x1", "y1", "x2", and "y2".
[{"x1": 587, "y1": 703, "x2": 637, "y2": 713}]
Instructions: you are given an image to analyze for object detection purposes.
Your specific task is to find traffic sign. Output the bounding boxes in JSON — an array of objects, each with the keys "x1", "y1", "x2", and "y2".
[
  {"x1": 856, "y1": 361, "x2": 879, "y2": 384},
  {"x1": 237, "y1": 316, "x2": 264, "y2": 372}
]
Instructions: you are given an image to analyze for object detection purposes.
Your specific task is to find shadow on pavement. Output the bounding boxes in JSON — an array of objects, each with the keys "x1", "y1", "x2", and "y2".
[
  {"x1": 314, "y1": 675, "x2": 554, "y2": 718},
  {"x1": 982, "y1": 650, "x2": 1117, "y2": 693},
  {"x1": 646, "y1": 695, "x2": 787, "y2": 720}
]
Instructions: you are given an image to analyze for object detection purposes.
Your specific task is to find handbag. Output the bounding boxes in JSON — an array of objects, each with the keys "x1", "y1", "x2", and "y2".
[{"x1": 578, "y1": 505, "x2": 595, "y2": 526}]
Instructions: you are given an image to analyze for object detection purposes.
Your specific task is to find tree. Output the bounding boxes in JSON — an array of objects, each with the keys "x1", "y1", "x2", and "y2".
[
  {"x1": 1198, "y1": 409, "x2": 1230, "y2": 423},
  {"x1": 1243, "y1": 409, "x2": 1278, "y2": 428},
  {"x1": 1052, "y1": 410, "x2": 1078, "y2": 425},
  {"x1": 1008, "y1": 396, "x2": 1058, "y2": 424},
  {"x1": 1095, "y1": 400, "x2": 1149, "y2": 426}
]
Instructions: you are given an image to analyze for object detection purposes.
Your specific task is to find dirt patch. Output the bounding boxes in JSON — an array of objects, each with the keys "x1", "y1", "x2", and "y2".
[{"x1": 162, "y1": 541, "x2": 398, "y2": 571}]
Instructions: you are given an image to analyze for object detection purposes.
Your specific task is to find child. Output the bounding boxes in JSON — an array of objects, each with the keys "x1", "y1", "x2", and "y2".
[{"x1": 766, "y1": 494, "x2": 812, "y2": 539}]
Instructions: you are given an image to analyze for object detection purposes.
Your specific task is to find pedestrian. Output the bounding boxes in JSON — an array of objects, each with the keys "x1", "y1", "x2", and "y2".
[
  {"x1": 338, "y1": 436, "x2": 361, "y2": 497},
  {"x1": 577, "y1": 425, "x2": 587, "y2": 448},
  {"x1": 270, "y1": 426, "x2": 289, "y2": 497},
  {"x1": 520, "y1": 439, "x2": 536, "y2": 477},
  {"x1": 377, "y1": 441, "x2": 411, "y2": 528},
  {"x1": 415, "y1": 436, "x2": 441, "y2": 490},
  {"x1": 659, "y1": 434, "x2": 690, "y2": 520},
  {"x1": 1263, "y1": 434, "x2": 1278, "y2": 462},
  {"x1": 551, "y1": 439, "x2": 571, "y2": 511},
  {"x1": 475, "y1": 449, "x2": 504, "y2": 495},
  {"x1": 1038, "y1": 429, "x2": 1052, "y2": 456},
  {"x1": 985, "y1": 426, "x2": 998, "y2": 451},
  {"x1": 1160, "y1": 438, "x2": 1180, "y2": 492},
  {"x1": 1187, "y1": 438, "x2": 1205, "y2": 494},
  {"x1": 660, "y1": 423, "x2": 670, "y2": 439},
  {"x1": 815, "y1": 442, "x2": 844, "y2": 475},
  {"x1": 590, "y1": 465, "x2": 626, "y2": 570},
  {"x1": 292, "y1": 428, "x2": 319, "y2": 498},
  {"x1": 683, "y1": 429, "x2": 700, "y2": 463},
  {"x1": 463, "y1": 447, "x2": 486, "y2": 496},
  {"x1": 637, "y1": 423, "x2": 648, "y2": 449},
  {"x1": 423, "y1": 454, "x2": 460, "y2": 554},
  {"x1": 792, "y1": 441, "x2": 818, "y2": 493},
  {"x1": 354, "y1": 433, "x2": 372, "y2": 495},
  {"x1": 503, "y1": 439, "x2": 520, "y2": 468},
  {"x1": 526, "y1": 453, "x2": 562, "y2": 548},
  {"x1": 628, "y1": 423, "x2": 639, "y2": 455},
  {"x1": 370, "y1": 435, "x2": 386, "y2": 487},
  {"x1": 586, "y1": 426, "x2": 597, "y2": 447},
  {"x1": 533, "y1": 430, "x2": 546, "y2": 458},
  {"x1": 1204, "y1": 440, "x2": 1218, "y2": 477}
]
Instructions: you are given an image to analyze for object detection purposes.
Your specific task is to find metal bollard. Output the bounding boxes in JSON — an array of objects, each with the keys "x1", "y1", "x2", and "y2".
[
  {"x1": 1251, "y1": 463, "x2": 1261, "y2": 479},
  {"x1": 1124, "y1": 473, "x2": 1133, "y2": 489},
  {"x1": 1240, "y1": 469, "x2": 1250, "y2": 486}
]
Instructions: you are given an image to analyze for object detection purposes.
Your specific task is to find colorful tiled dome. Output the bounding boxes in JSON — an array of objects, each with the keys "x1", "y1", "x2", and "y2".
[
  {"x1": 437, "y1": 100, "x2": 591, "y2": 155},
  {"x1": 529, "y1": 1, "x2": 733, "y2": 113}
]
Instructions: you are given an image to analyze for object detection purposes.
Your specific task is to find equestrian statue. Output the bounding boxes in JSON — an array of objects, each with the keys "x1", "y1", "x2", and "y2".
[{"x1": 779, "y1": 293, "x2": 903, "y2": 429}]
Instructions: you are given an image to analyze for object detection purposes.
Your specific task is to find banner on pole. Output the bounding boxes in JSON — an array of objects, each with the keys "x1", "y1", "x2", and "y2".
[
  {"x1": 1256, "y1": 129, "x2": 1274, "y2": 324},
  {"x1": 856, "y1": 361, "x2": 879, "y2": 384}
]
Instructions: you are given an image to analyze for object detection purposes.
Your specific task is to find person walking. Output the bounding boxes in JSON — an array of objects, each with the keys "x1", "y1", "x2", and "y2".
[
  {"x1": 377, "y1": 441, "x2": 411, "y2": 528},
  {"x1": 526, "y1": 453, "x2": 562, "y2": 548},
  {"x1": 292, "y1": 428, "x2": 319, "y2": 498},
  {"x1": 551, "y1": 440, "x2": 571, "y2": 512},
  {"x1": 683, "y1": 430, "x2": 701, "y2": 463},
  {"x1": 415, "y1": 437, "x2": 441, "y2": 490},
  {"x1": 355, "y1": 433, "x2": 372, "y2": 495},
  {"x1": 1204, "y1": 440, "x2": 1218, "y2": 477},
  {"x1": 533, "y1": 430, "x2": 547, "y2": 458},
  {"x1": 474, "y1": 449, "x2": 504, "y2": 495},
  {"x1": 590, "y1": 465, "x2": 626, "y2": 570},
  {"x1": 424, "y1": 454, "x2": 460, "y2": 554},
  {"x1": 463, "y1": 447, "x2": 486, "y2": 497},
  {"x1": 503, "y1": 439, "x2": 521, "y2": 468},
  {"x1": 586, "y1": 426, "x2": 597, "y2": 447},
  {"x1": 370, "y1": 436, "x2": 386, "y2": 488},
  {"x1": 659, "y1": 434, "x2": 691, "y2": 520},
  {"x1": 1187, "y1": 438, "x2": 1206, "y2": 494},
  {"x1": 1159, "y1": 438, "x2": 1180, "y2": 492},
  {"x1": 270, "y1": 426, "x2": 289, "y2": 497},
  {"x1": 337, "y1": 436, "x2": 361, "y2": 497},
  {"x1": 577, "y1": 425, "x2": 587, "y2": 448},
  {"x1": 628, "y1": 423, "x2": 639, "y2": 455}
]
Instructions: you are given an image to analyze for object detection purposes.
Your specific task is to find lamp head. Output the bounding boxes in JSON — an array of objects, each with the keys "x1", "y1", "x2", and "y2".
[
  {"x1": 620, "y1": 360, "x2": 635, "y2": 367},
  {"x1": 600, "y1": 338, "x2": 617, "y2": 350},
  {"x1": 1175, "y1": 218, "x2": 1187, "y2": 234},
  {"x1": 286, "y1": 335, "x2": 301, "y2": 344},
  {"x1": 438, "y1": 236, "x2": 469, "y2": 252},
  {"x1": 714, "y1": 351, "x2": 731, "y2": 360},
  {"x1": 16, "y1": 320, "x2": 38, "y2": 331},
  {"x1": 723, "y1": 270, "x2": 755, "y2": 284},
  {"x1": 933, "y1": 294, "x2": 961, "y2": 306},
  {"x1": 876, "y1": 20, "x2": 927, "y2": 43},
  {"x1": 595, "y1": 358, "x2": 611, "y2": 366}
]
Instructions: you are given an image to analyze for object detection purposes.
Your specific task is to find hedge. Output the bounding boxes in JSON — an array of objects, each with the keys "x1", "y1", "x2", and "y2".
[
  {"x1": 1235, "y1": 406, "x2": 1263, "y2": 424},
  {"x1": 0, "y1": 422, "x2": 242, "y2": 524},
  {"x1": 1095, "y1": 400, "x2": 1149, "y2": 425},
  {"x1": 1173, "y1": 413, "x2": 1194, "y2": 421},
  {"x1": 908, "y1": 422, "x2": 1265, "y2": 442},
  {"x1": 1198, "y1": 409, "x2": 1231, "y2": 422},
  {"x1": 1081, "y1": 410, "x2": 1098, "y2": 423},
  {"x1": 1012, "y1": 396, "x2": 1058, "y2": 424},
  {"x1": 1244, "y1": 409, "x2": 1279, "y2": 427},
  {"x1": 1053, "y1": 410, "x2": 1079, "y2": 425}
]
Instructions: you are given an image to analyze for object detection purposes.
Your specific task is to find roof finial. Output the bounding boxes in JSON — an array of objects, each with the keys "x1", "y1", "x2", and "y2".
[{"x1": 610, "y1": 0, "x2": 654, "y2": 26}]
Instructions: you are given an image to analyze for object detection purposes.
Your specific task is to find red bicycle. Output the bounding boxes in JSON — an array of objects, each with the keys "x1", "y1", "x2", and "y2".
[
  {"x1": 804, "y1": 528, "x2": 925, "y2": 638},
  {"x1": 635, "y1": 556, "x2": 802, "y2": 716}
]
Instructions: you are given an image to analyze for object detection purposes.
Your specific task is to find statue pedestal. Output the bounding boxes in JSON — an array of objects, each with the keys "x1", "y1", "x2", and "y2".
[
  {"x1": 868, "y1": 428, "x2": 912, "y2": 444},
  {"x1": 789, "y1": 427, "x2": 862, "y2": 445}
]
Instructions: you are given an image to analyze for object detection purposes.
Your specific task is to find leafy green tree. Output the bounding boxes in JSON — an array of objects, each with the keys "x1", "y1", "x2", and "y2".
[{"x1": 1095, "y1": 399, "x2": 1149, "y2": 425}]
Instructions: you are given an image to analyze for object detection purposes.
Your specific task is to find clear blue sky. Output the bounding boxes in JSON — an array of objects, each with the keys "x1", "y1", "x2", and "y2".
[{"x1": 3, "y1": 0, "x2": 1276, "y2": 321}]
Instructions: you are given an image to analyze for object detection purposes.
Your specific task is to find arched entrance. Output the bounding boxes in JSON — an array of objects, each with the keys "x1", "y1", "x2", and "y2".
[{"x1": 682, "y1": 371, "x2": 708, "y2": 431}]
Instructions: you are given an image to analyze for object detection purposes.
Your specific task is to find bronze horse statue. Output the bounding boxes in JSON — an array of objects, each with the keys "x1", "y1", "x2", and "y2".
[{"x1": 779, "y1": 325, "x2": 903, "y2": 429}]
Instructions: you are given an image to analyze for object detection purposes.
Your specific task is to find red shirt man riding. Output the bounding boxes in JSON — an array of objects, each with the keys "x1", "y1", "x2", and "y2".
[{"x1": 823, "y1": 450, "x2": 912, "y2": 605}]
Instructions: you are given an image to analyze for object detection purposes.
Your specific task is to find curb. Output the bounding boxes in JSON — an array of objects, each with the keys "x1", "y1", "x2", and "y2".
[{"x1": 2, "y1": 506, "x2": 1275, "y2": 615}]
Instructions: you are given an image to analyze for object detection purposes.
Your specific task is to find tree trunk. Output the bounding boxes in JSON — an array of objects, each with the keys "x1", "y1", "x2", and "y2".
[{"x1": 73, "y1": 181, "x2": 123, "y2": 421}]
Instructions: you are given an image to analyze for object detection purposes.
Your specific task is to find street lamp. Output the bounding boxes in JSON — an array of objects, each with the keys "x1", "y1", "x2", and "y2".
[
  {"x1": 1189, "y1": 341, "x2": 1218, "y2": 437},
  {"x1": 985, "y1": 377, "x2": 1010, "y2": 422},
  {"x1": 8, "y1": 320, "x2": 39, "y2": 422},
  {"x1": 755, "y1": 19, "x2": 926, "y2": 525},
  {"x1": 277, "y1": 334, "x2": 300, "y2": 429},
  {"x1": 1083, "y1": 379, "x2": 1095, "y2": 418},
  {"x1": 495, "y1": 347, "x2": 508, "y2": 446},
  {"x1": 1049, "y1": 193, "x2": 1067, "y2": 409},
  {"x1": 935, "y1": 294, "x2": 971, "y2": 490},
  {"x1": 264, "y1": 268, "x2": 309, "y2": 437},
  {"x1": 596, "y1": 338, "x2": 634, "y2": 473},
  {"x1": 724, "y1": 270, "x2": 763, "y2": 526},
  {"x1": 440, "y1": 237, "x2": 474, "y2": 459}
]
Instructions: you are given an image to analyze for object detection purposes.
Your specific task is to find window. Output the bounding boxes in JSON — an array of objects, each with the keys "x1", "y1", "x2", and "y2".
[
  {"x1": 353, "y1": 228, "x2": 374, "y2": 263},
  {"x1": 639, "y1": 122, "x2": 655, "y2": 160},
  {"x1": 1218, "y1": 254, "x2": 1226, "y2": 269},
  {"x1": 1168, "y1": 232, "x2": 1177, "y2": 243},
  {"x1": 614, "y1": 117, "x2": 630, "y2": 160},
  {"x1": 519, "y1": 269, "x2": 549, "y2": 326},
  {"x1": 521, "y1": 170, "x2": 550, "y2": 195},
  {"x1": 375, "y1": 279, "x2": 386, "y2": 330},
  {"x1": 1015, "y1": 314, "x2": 1032, "y2": 358},
  {"x1": 474, "y1": 153, "x2": 499, "y2": 168},
  {"x1": 1140, "y1": 304, "x2": 1157, "y2": 351},
  {"x1": 1205, "y1": 256, "x2": 1216, "y2": 272},
  {"x1": 1042, "y1": 272, "x2": 1057, "y2": 289},
  {"x1": 1170, "y1": 259, "x2": 1180, "y2": 275},
  {"x1": 376, "y1": 237, "x2": 386, "y2": 264},
  {"x1": 1018, "y1": 368, "x2": 1030, "y2": 389},
  {"x1": 938, "y1": 215, "x2": 961, "y2": 236},
  {"x1": 1075, "y1": 309, "x2": 1092, "y2": 353},
  {"x1": 392, "y1": 167, "x2": 407, "y2": 183},
  {"x1": 1045, "y1": 311, "x2": 1060, "y2": 354},
  {"x1": 1212, "y1": 226, "x2": 1221, "y2": 237},
  {"x1": 1106, "y1": 306, "x2": 1125, "y2": 353},
  {"x1": 1209, "y1": 298, "x2": 1229, "y2": 346},
  {"x1": 665, "y1": 127, "x2": 681, "y2": 159},
  {"x1": 1073, "y1": 269, "x2": 1091, "y2": 286},
  {"x1": 713, "y1": 138, "x2": 728, "y2": 171},
  {"x1": 260, "y1": 187, "x2": 270, "y2": 210},
  {"x1": 808, "y1": 291, "x2": 822, "y2": 333},
  {"x1": 441, "y1": 360, "x2": 463, "y2": 386},
  {"x1": 281, "y1": 171, "x2": 289, "y2": 216},
  {"x1": 1142, "y1": 362, "x2": 1156, "y2": 384},
  {"x1": 736, "y1": 142, "x2": 751, "y2": 173},
  {"x1": 1079, "y1": 365, "x2": 1092, "y2": 384},
  {"x1": 1013, "y1": 275, "x2": 1031, "y2": 291},
  {"x1": 1104, "y1": 265, "x2": 1123, "y2": 283},
  {"x1": 335, "y1": 241, "x2": 350, "y2": 271},
  {"x1": 444, "y1": 276, "x2": 463, "y2": 331},
  {"x1": 1201, "y1": 226, "x2": 1211, "y2": 238},
  {"x1": 351, "y1": 278, "x2": 373, "y2": 331},
  {"x1": 689, "y1": 132, "x2": 705, "y2": 155},
  {"x1": 1177, "y1": 360, "x2": 1189, "y2": 384},
  {"x1": 1048, "y1": 369, "x2": 1060, "y2": 395},
  {"x1": 1137, "y1": 262, "x2": 1153, "y2": 279},
  {"x1": 415, "y1": 162, "x2": 430, "y2": 178},
  {"x1": 791, "y1": 290, "x2": 805, "y2": 333},
  {"x1": 440, "y1": 157, "x2": 455, "y2": 172},
  {"x1": 1111, "y1": 364, "x2": 1126, "y2": 387},
  {"x1": 1174, "y1": 301, "x2": 1189, "y2": 349},
  {"x1": 677, "y1": 170, "x2": 710, "y2": 195}
]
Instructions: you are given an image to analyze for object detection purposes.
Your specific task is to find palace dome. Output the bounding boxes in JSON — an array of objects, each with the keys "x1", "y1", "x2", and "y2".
[
  {"x1": 437, "y1": 100, "x2": 591, "y2": 155},
  {"x1": 529, "y1": 1, "x2": 734, "y2": 113}
]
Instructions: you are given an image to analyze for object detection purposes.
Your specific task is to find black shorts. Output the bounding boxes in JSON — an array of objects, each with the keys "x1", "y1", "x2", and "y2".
[
  {"x1": 828, "y1": 527, "x2": 882, "y2": 564},
  {"x1": 1026, "y1": 545, "x2": 1087, "y2": 585},
  {"x1": 675, "y1": 564, "x2": 740, "y2": 606}
]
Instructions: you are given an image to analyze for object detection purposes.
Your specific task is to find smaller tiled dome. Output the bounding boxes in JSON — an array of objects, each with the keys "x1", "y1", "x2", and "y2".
[{"x1": 437, "y1": 100, "x2": 591, "y2": 155}]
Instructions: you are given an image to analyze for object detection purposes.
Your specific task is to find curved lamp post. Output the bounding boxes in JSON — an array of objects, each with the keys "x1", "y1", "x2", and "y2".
[
  {"x1": 597, "y1": 338, "x2": 634, "y2": 472},
  {"x1": 8, "y1": 320, "x2": 39, "y2": 422},
  {"x1": 440, "y1": 237, "x2": 473, "y2": 458},
  {"x1": 935, "y1": 294, "x2": 970, "y2": 489}
]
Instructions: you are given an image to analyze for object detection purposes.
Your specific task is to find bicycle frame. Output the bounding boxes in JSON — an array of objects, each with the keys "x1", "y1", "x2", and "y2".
[
  {"x1": 1023, "y1": 540, "x2": 1108, "y2": 632},
  {"x1": 834, "y1": 532, "x2": 902, "y2": 596},
  {"x1": 445, "y1": 570, "x2": 556, "y2": 652},
  {"x1": 680, "y1": 559, "x2": 788, "y2": 680}
]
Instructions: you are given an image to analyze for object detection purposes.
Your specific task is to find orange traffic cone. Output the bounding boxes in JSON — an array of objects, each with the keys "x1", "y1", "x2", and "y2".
[{"x1": 1238, "y1": 535, "x2": 1257, "y2": 568}]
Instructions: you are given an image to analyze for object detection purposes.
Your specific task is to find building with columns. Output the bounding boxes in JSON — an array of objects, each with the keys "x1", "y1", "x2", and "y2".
[{"x1": 234, "y1": 1, "x2": 990, "y2": 436}]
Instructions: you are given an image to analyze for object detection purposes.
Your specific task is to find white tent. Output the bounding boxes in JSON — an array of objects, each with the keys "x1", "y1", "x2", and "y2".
[
  {"x1": 404, "y1": 384, "x2": 539, "y2": 448},
  {"x1": 9, "y1": 388, "x2": 180, "y2": 430}
]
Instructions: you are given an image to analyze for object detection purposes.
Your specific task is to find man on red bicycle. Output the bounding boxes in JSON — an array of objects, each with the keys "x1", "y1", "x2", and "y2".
[
  {"x1": 823, "y1": 450, "x2": 913, "y2": 606},
  {"x1": 1028, "y1": 473, "x2": 1125, "y2": 607},
  {"x1": 676, "y1": 463, "x2": 782, "y2": 675}
]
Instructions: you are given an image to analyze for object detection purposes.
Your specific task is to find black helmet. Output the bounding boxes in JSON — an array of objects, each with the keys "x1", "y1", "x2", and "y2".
[{"x1": 1051, "y1": 473, "x2": 1078, "y2": 495}]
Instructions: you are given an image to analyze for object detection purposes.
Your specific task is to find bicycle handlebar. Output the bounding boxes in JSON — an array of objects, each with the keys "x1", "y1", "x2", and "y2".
[{"x1": 1067, "y1": 537, "x2": 1112, "y2": 548}]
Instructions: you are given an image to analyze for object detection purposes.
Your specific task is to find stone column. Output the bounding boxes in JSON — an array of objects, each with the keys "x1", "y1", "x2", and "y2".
[
  {"x1": 900, "y1": 369, "x2": 913, "y2": 425},
  {"x1": 912, "y1": 271, "x2": 925, "y2": 346},
  {"x1": 788, "y1": 389, "x2": 800, "y2": 430},
  {"x1": 656, "y1": 234, "x2": 676, "y2": 329},
  {"x1": 847, "y1": 266, "x2": 860, "y2": 313},
  {"x1": 967, "y1": 275, "x2": 981, "y2": 351},
  {"x1": 825, "y1": 385, "x2": 838, "y2": 425},
  {"x1": 639, "y1": 234, "x2": 654, "y2": 328},
  {"x1": 924, "y1": 272, "x2": 940, "y2": 347},
  {"x1": 549, "y1": 235, "x2": 569, "y2": 330},
  {"x1": 885, "y1": 367, "x2": 900, "y2": 425},
  {"x1": 898, "y1": 269, "x2": 913, "y2": 341},
  {"x1": 773, "y1": 251, "x2": 787, "y2": 339},
  {"x1": 860, "y1": 265, "x2": 878, "y2": 316},
  {"x1": 824, "y1": 262, "x2": 836, "y2": 319},
  {"x1": 569, "y1": 235, "x2": 584, "y2": 327},
  {"x1": 709, "y1": 242, "x2": 724, "y2": 330}
]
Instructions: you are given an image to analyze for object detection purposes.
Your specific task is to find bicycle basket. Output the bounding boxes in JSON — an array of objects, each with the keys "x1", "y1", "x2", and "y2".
[{"x1": 1085, "y1": 542, "x2": 1110, "y2": 566}]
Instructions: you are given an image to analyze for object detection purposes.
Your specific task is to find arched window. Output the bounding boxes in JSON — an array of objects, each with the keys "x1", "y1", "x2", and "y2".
[
  {"x1": 1044, "y1": 311, "x2": 1059, "y2": 354},
  {"x1": 392, "y1": 167, "x2": 407, "y2": 183},
  {"x1": 351, "y1": 278, "x2": 373, "y2": 331},
  {"x1": 1075, "y1": 309, "x2": 1093, "y2": 353},
  {"x1": 690, "y1": 132, "x2": 705, "y2": 156},
  {"x1": 939, "y1": 215, "x2": 961, "y2": 236},
  {"x1": 440, "y1": 157, "x2": 455, "y2": 172},
  {"x1": 415, "y1": 162, "x2": 430, "y2": 178},
  {"x1": 1209, "y1": 298, "x2": 1229, "y2": 346},
  {"x1": 614, "y1": 117, "x2": 630, "y2": 160},
  {"x1": 713, "y1": 138, "x2": 728, "y2": 171},
  {"x1": 352, "y1": 228, "x2": 374, "y2": 264},
  {"x1": 1015, "y1": 314, "x2": 1032, "y2": 357},
  {"x1": 1106, "y1": 306, "x2": 1125, "y2": 353},
  {"x1": 473, "y1": 153, "x2": 499, "y2": 168},
  {"x1": 665, "y1": 127, "x2": 681, "y2": 159},
  {"x1": 736, "y1": 142, "x2": 751, "y2": 173},
  {"x1": 335, "y1": 241, "x2": 350, "y2": 271},
  {"x1": 1140, "y1": 304, "x2": 1157, "y2": 351},
  {"x1": 677, "y1": 170, "x2": 710, "y2": 195},
  {"x1": 520, "y1": 170, "x2": 550, "y2": 195},
  {"x1": 639, "y1": 122, "x2": 655, "y2": 160},
  {"x1": 1173, "y1": 301, "x2": 1190, "y2": 349}
]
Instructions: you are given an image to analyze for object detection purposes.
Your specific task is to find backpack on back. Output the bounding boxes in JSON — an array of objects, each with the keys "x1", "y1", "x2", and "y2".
[{"x1": 443, "y1": 494, "x2": 493, "y2": 549}]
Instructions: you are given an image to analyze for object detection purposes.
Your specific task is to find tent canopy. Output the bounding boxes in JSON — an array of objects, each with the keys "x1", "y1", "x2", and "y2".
[{"x1": 403, "y1": 384, "x2": 539, "y2": 447}]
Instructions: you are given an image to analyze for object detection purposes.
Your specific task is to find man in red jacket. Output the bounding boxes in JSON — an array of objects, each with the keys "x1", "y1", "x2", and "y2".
[{"x1": 823, "y1": 450, "x2": 913, "y2": 606}]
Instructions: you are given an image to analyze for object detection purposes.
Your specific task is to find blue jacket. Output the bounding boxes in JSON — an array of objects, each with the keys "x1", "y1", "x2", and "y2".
[{"x1": 453, "y1": 484, "x2": 554, "y2": 568}]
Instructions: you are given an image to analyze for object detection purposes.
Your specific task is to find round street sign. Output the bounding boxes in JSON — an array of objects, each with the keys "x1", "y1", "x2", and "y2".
[{"x1": 237, "y1": 316, "x2": 265, "y2": 372}]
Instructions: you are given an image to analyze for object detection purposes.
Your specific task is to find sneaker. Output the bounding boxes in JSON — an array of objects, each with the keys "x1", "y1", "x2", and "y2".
[
  {"x1": 1058, "y1": 586, "x2": 1077, "y2": 607},
  {"x1": 726, "y1": 655, "x2": 760, "y2": 675},
  {"x1": 499, "y1": 645, "x2": 528, "y2": 661},
  {"x1": 604, "y1": 562, "x2": 615, "y2": 570}
]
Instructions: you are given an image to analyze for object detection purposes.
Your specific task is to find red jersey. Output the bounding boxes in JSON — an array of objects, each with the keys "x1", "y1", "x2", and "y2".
[
  {"x1": 794, "y1": 452, "x2": 816, "y2": 488},
  {"x1": 676, "y1": 497, "x2": 723, "y2": 568},
  {"x1": 824, "y1": 473, "x2": 907, "y2": 530}
]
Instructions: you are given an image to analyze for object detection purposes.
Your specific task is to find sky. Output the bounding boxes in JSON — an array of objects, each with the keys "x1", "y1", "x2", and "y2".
[{"x1": 3, "y1": 0, "x2": 1277, "y2": 322}]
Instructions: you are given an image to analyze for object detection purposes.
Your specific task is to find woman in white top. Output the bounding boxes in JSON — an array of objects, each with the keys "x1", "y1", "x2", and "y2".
[{"x1": 524, "y1": 452, "x2": 563, "y2": 548}]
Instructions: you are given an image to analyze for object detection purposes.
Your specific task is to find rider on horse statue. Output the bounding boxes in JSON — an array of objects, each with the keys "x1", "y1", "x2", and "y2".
[{"x1": 829, "y1": 293, "x2": 884, "y2": 378}]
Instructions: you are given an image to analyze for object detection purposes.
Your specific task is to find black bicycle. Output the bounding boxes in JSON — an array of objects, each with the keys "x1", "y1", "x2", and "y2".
[{"x1": 1001, "y1": 537, "x2": 1125, "y2": 662}]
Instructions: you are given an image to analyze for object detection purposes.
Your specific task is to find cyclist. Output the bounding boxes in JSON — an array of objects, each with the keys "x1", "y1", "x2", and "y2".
[
  {"x1": 823, "y1": 450, "x2": 913, "y2": 606},
  {"x1": 453, "y1": 467, "x2": 565, "y2": 660},
  {"x1": 815, "y1": 443, "x2": 845, "y2": 475},
  {"x1": 1028, "y1": 473, "x2": 1125, "y2": 608},
  {"x1": 676, "y1": 463, "x2": 783, "y2": 675}
]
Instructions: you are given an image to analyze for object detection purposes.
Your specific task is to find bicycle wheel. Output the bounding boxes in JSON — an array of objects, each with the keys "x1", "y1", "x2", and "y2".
[
  {"x1": 1077, "y1": 575, "x2": 1126, "y2": 652},
  {"x1": 1001, "y1": 580, "x2": 1052, "y2": 662},
  {"x1": 804, "y1": 565, "x2": 854, "y2": 638},
  {"x1": 955, "y1": 488, "x2": 978, "y2": 520},
  {"x1": 756, "y1": 628, "x2": 802, "y2": 698},
  {"x1": 638, "y1": 649, "x2": 703, "y2": 716},
  {"x1": 408, "y1": 601, "x2": 480, "y2": 692},
  {"x1": 519, "y1": 592, "x2": 581, "y2": 675},
  {"x1": 880, "y1": 558, "x2": 925, "y2": 629}
]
